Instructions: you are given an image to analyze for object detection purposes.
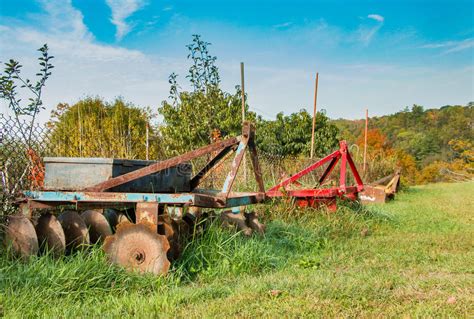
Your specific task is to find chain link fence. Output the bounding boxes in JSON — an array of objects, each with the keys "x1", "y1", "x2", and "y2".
[
  {"x1": 0, "y1": 114, "x2": 56, "y2": 213},
  {"x1": 1, "y1": 113, "x2": 373, "y2": 216}
]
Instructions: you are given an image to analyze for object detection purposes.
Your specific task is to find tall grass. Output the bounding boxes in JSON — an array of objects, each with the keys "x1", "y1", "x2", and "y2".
[
  {"x1": 0, "y1": 202, "x2": 393, "y2": 317},
  {"x1": 2, "y1": 182, "x2": 472, "y2": 317}
]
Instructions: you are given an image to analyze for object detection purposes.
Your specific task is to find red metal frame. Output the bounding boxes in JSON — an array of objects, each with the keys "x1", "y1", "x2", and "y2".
[{"x1": 266, "y1": 141, "x2": 364, "y2": 211}]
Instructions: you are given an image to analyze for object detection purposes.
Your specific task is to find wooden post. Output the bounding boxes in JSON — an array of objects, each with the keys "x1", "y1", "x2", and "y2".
[
  {"x1": 363, "y1": 108, "x2": 368, "y2": 174},
  {"x1": 145, "y1": 122, "x2": 149, "y2": 160},
  {"x1": 241, "y1": 62, "x2": 246, "y2": 123},
  {"x1": 310, "y1": 73, "x2": 319, "y2": 159},
  {"x1": 240, "y1": 62, "x2": 247, "y2": 182}
]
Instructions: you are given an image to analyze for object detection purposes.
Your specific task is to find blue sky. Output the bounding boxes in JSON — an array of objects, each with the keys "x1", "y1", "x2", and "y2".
[{"x1": 0, "y1": 0, "x2": 473, "y2": 122}]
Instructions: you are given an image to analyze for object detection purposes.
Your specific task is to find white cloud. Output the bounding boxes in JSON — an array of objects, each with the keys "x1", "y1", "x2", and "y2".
[
  {"x1": 273, "y1": 22, "x2": 293, "y2": 29},
  {"x1": 1, "y1": 4, "x2": 471, "y2": 124},
  {"x1": 355, "y1": 24, "x2": 383, "y2": 45},
  {"x1": 352, "y1": 14, "x2": 385, "y2": 45},
  {"x1": 105, "y1": 0, "x2": 147, "y2": 41},
  {"x1": 0, "y1": 0, "x2": 179, "y2": 124},
  {"x1": 421, "y1": 38, "x2": 474, "y2": 54},
  {"x1": 39, "y1": 0, "x2": 91, "y2": 39},
  {"x1": 368, "y1": 14, "x2": 384, "y2": 22}
]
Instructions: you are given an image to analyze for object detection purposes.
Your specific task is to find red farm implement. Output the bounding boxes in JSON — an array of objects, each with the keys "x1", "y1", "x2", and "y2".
[{"x1": 266, "y1": 141, "x2": 364, "y2": 212}]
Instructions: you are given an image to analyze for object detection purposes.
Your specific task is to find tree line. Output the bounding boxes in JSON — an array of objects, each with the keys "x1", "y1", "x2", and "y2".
[
  {"x1": 2, "y1": 36, "x2": 472, "y2": 186},
  {"x1": 334, "y1": 104, "x2": 473, "y2": 184}
]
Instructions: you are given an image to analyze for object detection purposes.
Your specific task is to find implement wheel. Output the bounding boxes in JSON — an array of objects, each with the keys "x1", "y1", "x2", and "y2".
[
  {"x1": 35, "y1": 213, "x2": 66, "y2": 256},
  {"x1": 81, "y1": 210, "x2": 112, "y2": 244},
  {"x1": 103, "y1": 209, "x2": 130, "y2": 232},
  {"x1": 3, "y1": 214, "x2": 38, "y2": 259},
  {"x1": 58, "y1": 210, "x2": 90, "y2": 253},
  {"x1": 103, "y1": 222, "x2": 170, "y2": 275}
]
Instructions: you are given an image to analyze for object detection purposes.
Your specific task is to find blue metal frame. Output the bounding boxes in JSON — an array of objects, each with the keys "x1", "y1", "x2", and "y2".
[{"x1": 23, "y1": 190, "x2": 263, "y2": 209}]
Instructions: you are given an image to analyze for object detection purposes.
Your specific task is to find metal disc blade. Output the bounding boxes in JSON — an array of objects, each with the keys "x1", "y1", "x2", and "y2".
[
  {"x1": 81, "y1": 210, "x2": 112, "y2": 244},
  {"x1": 220, "y1": 210, "x2": 253, "y2": 236},
  {"x1": 158, "y1": 215, "x2": 175, "y2": 241},
  {"x1": 103, "y1": 222, "x2": 170, "y2": 275},
  {"x1": 245, "y1": 211, "x2": 266, "y2": 235},
  {"x1": 158, "y1": 215, "x2": 180, "y2": 261},
  {"x1": 3, "y1": 214, "x2": 38, "y2": 259},
  {"x1": 57, "y1": 211, "x2": 90, "y2": 252},
  {"x1": 103, "y1": 209, "x2": 130, "y2": 233},
  {"x1": 35, "y1": 213, "x2": 66, "y2": 256}
]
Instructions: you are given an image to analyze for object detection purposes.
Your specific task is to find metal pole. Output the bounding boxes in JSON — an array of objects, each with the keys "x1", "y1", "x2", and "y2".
[
  {"x1": 145, "y1": 122, "x2": 149, "y2": 160},
  {"x1": 241, "y1": 62, "x2": 246, "y2": 122},
  {"x1": 363, "y1": 108, "x2": 368, "y2": 174},
  {"x1": 310, "y1": 72, "x2": 319, "y2": 159},
  {"x1": 240, "y1": 62, "x2": 247, "y2": 182}
]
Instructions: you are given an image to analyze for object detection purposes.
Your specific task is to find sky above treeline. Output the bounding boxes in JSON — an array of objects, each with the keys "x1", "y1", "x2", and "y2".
[{"x1": 0, "y1": 0, "x2": 473, "y2": 123}]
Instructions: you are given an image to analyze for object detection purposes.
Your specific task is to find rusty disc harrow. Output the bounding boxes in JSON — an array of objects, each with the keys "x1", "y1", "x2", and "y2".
[{"x1": 103, "y1": 221, "x2": 171, "y2": 275}]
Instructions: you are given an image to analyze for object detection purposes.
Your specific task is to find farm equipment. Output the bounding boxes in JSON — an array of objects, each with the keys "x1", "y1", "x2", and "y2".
[
  {"x1": 359, "y1": 169, "x2": 401, "y2": 204},
  {"x1": 266, "y1": 141, "x2": 364, "y2": 212},
  {"x1": 3, "y1": 121, "x2": 367, "y2": 275},
  {"x1": 4, "y1": 122, "x2": 266, "y2": 275}
]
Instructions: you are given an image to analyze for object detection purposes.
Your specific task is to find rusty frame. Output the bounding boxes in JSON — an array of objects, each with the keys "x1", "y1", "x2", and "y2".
[
  {"x1": 266, "y1": 141, "x2": 364, "y2": 211},
  {"x1": 359, "y1": 169, "x2": 401, "y2": 204}
]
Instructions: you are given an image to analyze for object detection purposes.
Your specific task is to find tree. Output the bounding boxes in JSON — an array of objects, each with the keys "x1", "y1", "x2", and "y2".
[
  {"x1": 449, "y1": 139, "x2": 474, "y2": 164},
  {"x1": 159, "y1": 35, "x2": 254, "y2": 155},
  {"x1": 0, "y1": 45, "x2": 54, "y2": 208},
  {"x1": 0, "y1": 44, "x2": 54, "y2": 146},
  {"x1": 47, "y1": 98, "x2": 162, "y2": 159},
  {"x1": 256, "y1": 109, "x2": 339, "y2": 158},
  {"x1": 356, "y1": 128, "x2": 389, "y2": 152}
]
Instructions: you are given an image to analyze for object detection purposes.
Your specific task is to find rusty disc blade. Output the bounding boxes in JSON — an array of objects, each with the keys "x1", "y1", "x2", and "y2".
[
  {"x1": 103, "y1": 222, "x2": 170, "y2": 275},
  {"x1": 220, "y1": 210, "x2": 253, "y2": 236},
  {"x1": 158, "y1": 215, "x2": 175, "y2": 240},
  {"x1": 81, "y1": 210, "x2": 112, "y2": 244},
  {"x1": 158, "y1": 215, "x2": 182, "y2": 261},
  {"x1": 35, "y1": 213, "x2": 66, "y2": 256},
  {"x1": 3, "y1": 214, "x2": 38, "y2": 259},
  {"x1": 58, "y1": 211, "x2": 90, "y2": 253},
  {"x1": 245, "y1": 211, "x2": 266, "y2": 235},
  {"x1": 103, "y1": 209, "x2": 130, "y2": 233}
]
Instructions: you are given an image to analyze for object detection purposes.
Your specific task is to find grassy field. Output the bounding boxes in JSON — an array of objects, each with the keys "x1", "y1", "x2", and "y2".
[{"x1": 1, "y1": 182, "x2": 473, "y2": 318}]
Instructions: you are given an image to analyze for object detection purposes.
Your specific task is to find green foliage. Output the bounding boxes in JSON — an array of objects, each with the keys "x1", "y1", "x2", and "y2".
[
  {"x1": 185, "y1": 34, "x2": 220, "y2": 92},
  {"x1": 47, "y1": 97, "x2": 162, "y2": 159},
  {"x1": 334, "y1": 104, "x2": 474, "y2": 183},
  {"x1": 334, "y1": 104, "x2": 473, "y2": 165},
  {"x1": 396, "y1": 131, "x2": 441, "y2": 163},
  {"x1": 256, "y1": 109, "x2": 339, "y2": 157},
  {"x1": 160, "y1": 35, "x2": 339, "y2": 159},
  {"x1": 0, "y1": 44, "x2": 54, "y2": 144},
  {"x1": 449, "y1": 139, "x2": 474, "y2": 164},
  {"x1": 159, "y1": 88, "x2": 251, "y2": 156},
  {"x1": 159, "y1": 35, "x2": 253, "y2": 156}
]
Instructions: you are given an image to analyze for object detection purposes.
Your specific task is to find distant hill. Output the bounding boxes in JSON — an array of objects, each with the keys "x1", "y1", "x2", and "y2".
[{"x1": 332, "y1": 104, "x2": 474, "y2": 165}]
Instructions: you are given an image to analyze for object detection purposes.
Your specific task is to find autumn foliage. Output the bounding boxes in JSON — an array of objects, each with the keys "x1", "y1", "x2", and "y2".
[{"x1": 335, "y1": 104, "x2": 473, "y2": 184}]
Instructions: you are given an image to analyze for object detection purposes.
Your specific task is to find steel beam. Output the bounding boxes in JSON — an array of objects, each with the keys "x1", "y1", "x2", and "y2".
[{"x1": 190, "y1": 145, "x2": 235, "y2": 189}]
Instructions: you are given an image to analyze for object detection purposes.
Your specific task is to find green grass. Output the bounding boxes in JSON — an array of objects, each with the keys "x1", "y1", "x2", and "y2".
[{"x1": 1, "y1": 182, "x2": 473, "y2": 318}]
